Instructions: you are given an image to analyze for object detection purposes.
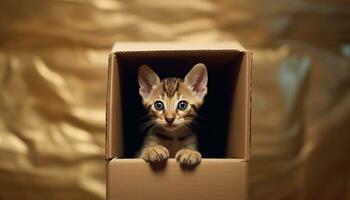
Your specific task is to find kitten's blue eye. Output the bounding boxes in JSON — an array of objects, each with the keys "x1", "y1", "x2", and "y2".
[
  {"x1": 154, "y1": 101, "x2": 164, "y2": 110},
  {"x1": 177, "y1": 100, "x2": 188, "y2": 110}
]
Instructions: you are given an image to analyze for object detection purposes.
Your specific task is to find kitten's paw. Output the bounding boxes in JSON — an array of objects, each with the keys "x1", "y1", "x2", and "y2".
[
  {"x1": 140, "y1": 145, "x2": 169, "y2": 162},
  {"x1": 175, "y1": 149, "x2": 202, "y2": 166}
]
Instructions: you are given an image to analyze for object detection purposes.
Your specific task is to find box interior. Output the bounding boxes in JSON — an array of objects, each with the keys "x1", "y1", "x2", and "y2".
[{"x1": 107, "y1": 49, "x2": 250, "y2": 160}]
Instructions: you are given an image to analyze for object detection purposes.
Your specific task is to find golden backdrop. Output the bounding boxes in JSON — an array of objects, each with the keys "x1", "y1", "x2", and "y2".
[{"x1": 0, "y1": 0, "x2": 349, "y2": 199}]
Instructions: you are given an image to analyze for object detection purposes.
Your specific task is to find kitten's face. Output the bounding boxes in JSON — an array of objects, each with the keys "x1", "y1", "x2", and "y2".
[{"x1": 138, "y1": 63, "x2": 208, "y2": 131}]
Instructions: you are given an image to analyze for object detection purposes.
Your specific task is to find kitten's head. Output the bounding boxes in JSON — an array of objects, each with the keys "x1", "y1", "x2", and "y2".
[{"x1": 138, "y1": 63, "x2": 208, "y2": 131}]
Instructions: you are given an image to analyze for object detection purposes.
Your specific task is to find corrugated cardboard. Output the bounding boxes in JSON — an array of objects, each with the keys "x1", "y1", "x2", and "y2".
[
  {"x1": 107, "y1": 159, "x2": 248, "y2": 200},
  {"x1": 106, "y1": 42, "x2": 252, "y2": 200}
]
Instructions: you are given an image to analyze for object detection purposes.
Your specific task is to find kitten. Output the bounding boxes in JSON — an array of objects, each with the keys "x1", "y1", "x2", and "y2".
[{"x1": 137, "y1": 63, "x2": 208, "y2": 166}]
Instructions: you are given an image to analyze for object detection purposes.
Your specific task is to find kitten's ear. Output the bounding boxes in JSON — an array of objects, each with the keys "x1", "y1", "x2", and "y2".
[
  {"x1": 184, "y1": 63, "x2": 208, "y2": 98},
  {"x1": 138, "y1": 65, "x2": 160, "y2": 98}
]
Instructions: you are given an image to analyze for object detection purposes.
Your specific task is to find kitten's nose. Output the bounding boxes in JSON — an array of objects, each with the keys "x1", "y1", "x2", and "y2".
[{"x1": 165, "y1": 117, "x2": 175, "y2": 124}]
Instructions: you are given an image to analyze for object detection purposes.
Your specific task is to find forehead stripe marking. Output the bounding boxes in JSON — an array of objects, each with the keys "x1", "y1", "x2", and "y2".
[{"x1": 163, "y1": 78, "x2": 180, "y2": 97}]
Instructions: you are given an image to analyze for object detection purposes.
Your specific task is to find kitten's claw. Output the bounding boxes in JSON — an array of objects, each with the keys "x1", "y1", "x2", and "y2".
[
  {"x1": 140, "y1": 145, "x2": 169, "y2": 162},
  {"x1": 175, "y1": 149, "x2": 201, "y2": 165}
]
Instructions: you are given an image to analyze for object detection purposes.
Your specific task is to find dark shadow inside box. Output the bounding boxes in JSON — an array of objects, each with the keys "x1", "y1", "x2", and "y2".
[{"x1": 116, "y1": 50, "x2": 243, "y2": 158}]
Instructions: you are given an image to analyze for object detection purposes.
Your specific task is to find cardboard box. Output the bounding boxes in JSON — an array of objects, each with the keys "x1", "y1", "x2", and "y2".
[{"x1": 106, "y1": 42, "x2": 252, "y2": 200}]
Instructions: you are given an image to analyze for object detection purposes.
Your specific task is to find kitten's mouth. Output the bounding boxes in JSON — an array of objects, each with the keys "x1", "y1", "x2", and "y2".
[
  {"x1": 166, "y1": 124, "x2": 176, "y2": 127},
  {"x1": 164, "y1": 123, "x2": 179, "y2": 130}
]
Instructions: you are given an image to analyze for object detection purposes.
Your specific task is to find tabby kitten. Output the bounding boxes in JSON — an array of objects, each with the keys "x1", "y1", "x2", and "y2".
[{"x1": 137, "y1": 63, "x2": 208, "y2": 166}]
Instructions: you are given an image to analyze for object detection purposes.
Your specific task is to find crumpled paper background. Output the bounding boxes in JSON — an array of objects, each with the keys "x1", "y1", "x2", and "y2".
[{"x1": 0, "y1": 0, "x2": 349, "y2": 199}]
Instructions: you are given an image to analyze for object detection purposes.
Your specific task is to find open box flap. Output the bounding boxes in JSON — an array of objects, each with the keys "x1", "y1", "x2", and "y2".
[
  {"x1": 106, "y1": 42, "x2": 252, "y2": 161},
  {"x1": 112, "y1": 41, "x2": 245, "y2": 52},
  {"x1": 227, "y1": 51, "x2": 252, "y2": 160}
]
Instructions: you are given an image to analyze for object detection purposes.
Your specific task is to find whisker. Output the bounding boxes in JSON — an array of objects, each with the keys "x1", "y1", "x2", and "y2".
[
  {"x1": 184, "y1": 120, "x2": 200, "y2": 131},
  {"x1": 138, "y1": 120, "x2": 155, "y2": 135},
  {"x1": 140, "y1": 121, "x2": 154, "y2": 130}
]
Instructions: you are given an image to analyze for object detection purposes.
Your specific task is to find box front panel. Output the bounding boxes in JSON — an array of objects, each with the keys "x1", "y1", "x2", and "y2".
[{"x1": 107, "y1": 159, "x2": 248, "y2": 200}]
